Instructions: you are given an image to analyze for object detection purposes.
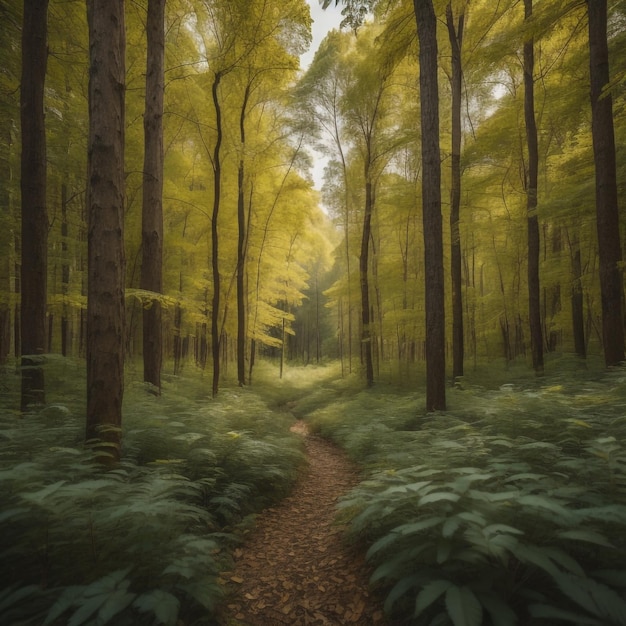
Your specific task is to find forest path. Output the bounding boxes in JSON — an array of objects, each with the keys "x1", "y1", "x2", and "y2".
[{"x1": 217, "y1": 420, "x2": 391, "y2": 626}]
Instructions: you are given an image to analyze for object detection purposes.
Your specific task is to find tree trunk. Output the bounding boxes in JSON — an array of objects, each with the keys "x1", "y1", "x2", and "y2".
[
  {"x1": 140, "y1": 0, "x2": 165, "y2": 394},
  {"x1": 0, "y1": 128, "x2": 13, "y2": 364},
  {"x1": 587, "y1": 0, "x2": 624, "y2": 366},
  {"x1": 413, "y1": 0, "x2": 446, "y2": 411},
  {"x1": 567, "y1": 229, "x2": 586, "y2": 359},
  {"x1": 86, "y1": 0, "x2": 126, "y2": 463},
  {"x1": 524, "y1": 0, "x2": 544, "y2": 375},
  {"x1": 237, "y1": 84, "x2": 251, "y2": 387},
  {"x1": 211, "y1": 71, "x2": 223, "y2": 396},
  {"x1": 446, "y1": 2, "x2": 465, "y2": 381},
  {"x1": 360, "y1": 173, "x2": 374, "y2": 388},
  {"x1": 20, "y1": 0, "x2": 49, "y2": 410},
  {"x1": 61, "y1": 184, "x2": 70, "y2": 357}
]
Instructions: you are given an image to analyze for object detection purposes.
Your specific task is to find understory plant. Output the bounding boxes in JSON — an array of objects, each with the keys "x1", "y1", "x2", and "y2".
[
  {"x1": 308, "y1": 362, "x2": 626, "y2": 625},
  {"x1": 0, "y1": 358, "x2": 305, "y2": 625}
]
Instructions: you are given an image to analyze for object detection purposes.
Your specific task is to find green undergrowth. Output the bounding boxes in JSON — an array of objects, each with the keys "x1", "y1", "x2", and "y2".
[
  {"x1": 0, "y1": 357, "x2": 305, "y2": 625},
  {"x1": 304, "y1": 362, "x2": 626, "y2": 625}
]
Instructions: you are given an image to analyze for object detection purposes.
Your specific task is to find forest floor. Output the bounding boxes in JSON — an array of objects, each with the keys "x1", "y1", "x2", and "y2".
[{"x1": 216, "y1": 420, "x2": 395, "y2": 626}]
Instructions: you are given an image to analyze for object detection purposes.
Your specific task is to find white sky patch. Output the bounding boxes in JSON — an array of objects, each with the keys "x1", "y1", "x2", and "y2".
[
  {"x1": 301, "y1": 2, "x2": 345, "y2": 202},
  {"x1": 301, "y1": 0, "x2": 345, "y2": 70}
]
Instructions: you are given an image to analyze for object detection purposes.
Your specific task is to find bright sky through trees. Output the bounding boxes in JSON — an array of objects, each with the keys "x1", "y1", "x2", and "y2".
[{"x1": 303, "y1": 0, "x2": 344, "y2": 195}]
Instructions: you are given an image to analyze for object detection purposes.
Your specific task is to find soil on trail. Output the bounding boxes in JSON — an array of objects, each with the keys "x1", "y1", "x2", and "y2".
[{"x1": 218, "y1": 421, "x2": 392, "y2": 626}]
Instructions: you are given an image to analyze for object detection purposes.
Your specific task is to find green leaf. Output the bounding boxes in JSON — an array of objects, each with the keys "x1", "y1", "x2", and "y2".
[
  {"x1": 21, "y1": 480, "x2": 66, "y2": 504},
  {"x1": 477, "y1": 591, "x2": 518, "y2": 626},
  {"x1": 370, "y1": 544, "x2": 429, "y2": 583},
  {"x1": 414, "y1": 580, "x2": 453, "y2": 618},
  {"x1": 134, "y1": 590, "x2": 180, "y2": 625},
  {"x1": 67, "y1": 594, "x2": 107, "y2": 626},
  {"x1": 97, "y1": 589, "x2": 136, "y2": 624},
  {"x1": 397, "y1": 516, "x2": 445, "y2": 535},
  {"x1": 442, "y1": 516, "x2": 462, "y2": 538},
  {"x1": 517, "y1": 494, "x2": 570, "y2": 517},
  {"x1": 445, "y1": 586, "x2": 482, "y2": 626},
  {"x1": 384, "y1": 575, "x2": 421, "y2": 613},
  {"x1": 529, "y1": 603, "x2": 604, "y2": 625},
  {"x1": 0, "y1": 585, "x2": 40, "y2": 614},
  {"x1": 554, "y1": 573, "x2": 626, "y2": 623},
  {"x1": 418, "y1": 492, "x2": 460, "y2": 506},
  {"x1": 557, "y1": 529, "x2": 614, "y2": 548},
  {"x1": 366, "y1": 531, "x2": 402, "y2": 559},
  {"x1": 43, "y1": 586, "x2": 84, "y2": 625},
  {"x1": 483, "y1": 524, "x2": 524, "y2": 538}
]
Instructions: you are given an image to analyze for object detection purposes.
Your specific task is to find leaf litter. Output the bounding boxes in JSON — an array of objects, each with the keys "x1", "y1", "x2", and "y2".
[{"x1": 217, "y1": 421, "x2": 394, "y2": 625}]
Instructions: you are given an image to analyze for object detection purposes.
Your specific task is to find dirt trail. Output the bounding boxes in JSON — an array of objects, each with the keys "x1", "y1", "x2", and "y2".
[{"x1": 217, "y1": 421, "x2": 391, "y2": 626}]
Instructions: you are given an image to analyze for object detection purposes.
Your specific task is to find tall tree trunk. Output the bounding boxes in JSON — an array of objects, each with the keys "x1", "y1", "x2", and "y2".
[
  {"x1": 0, "y1": 127, "x2": 13, "y2": 364},
  {"x1": 413, "y1": 0, "x2": 446, "y2": 411},
  {"x1": 211, "y1": 71, "x2": 223, "y2": 397},
  {"x1": 587, "y1": 0, "x2": 624, "y2": 366},
  {"x1": 360, "y1": 170, "x2": 374, "y2": 388},
  {"x1": 140, "y1": 0, "x2": 165, "y2": 393},
  {"x1": 237, "y1": 84, "x2": 251, "y2": 387},
  {"x1": 524, "y1": 0, "x2": 544, "y2": 375},
  {"x1": 20, "y1": 0, "x2": 49, "y2": 410},
  {"x1": 567, "y1": 228, "x2": 586, "y2": 359},
  {"x1": 61, "y1": 184, "x2": 70, "y2": 357},
  {"x1": 446, "y1": 2, "x2": 465, "y2": 381},
  {"x1": 86, "y1": 0, "x2": 126, "y2": 463}
]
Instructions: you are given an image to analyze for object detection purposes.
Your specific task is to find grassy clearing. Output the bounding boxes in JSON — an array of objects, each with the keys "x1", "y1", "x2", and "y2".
[
  {"x1": 301, "y1": 360, "x2": 626, "y2": 625},
  {"x1": 0, "y1": 357, "x2": 307, "y2": 625}
]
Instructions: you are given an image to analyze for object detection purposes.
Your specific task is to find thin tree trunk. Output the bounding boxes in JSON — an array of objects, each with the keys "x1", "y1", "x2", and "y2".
[
  {"x1": 566, "y1": 228, "x2": 586, "y2": 359},
  {"x1": 360, "y1": 172, "x2": 374, "y2": 388},
  {"x1": 61, "y1": 184, "x2": 70, "y2": 357},
  {"x1": 140, "y1": 0, "x2": 165, "y2": 393},
  {"x1": 446, "y1": 2, "x2": 465, "y2": 381},
  {"x1": 86, "y1": 0, "x2": 126, "y2": 463},
  {"x1": 587, "y1": 0, "x2": 624, "y2": 366},
  {"x1": 20, "y1": 0, "x2": 49, "y2": 409},
  {"x1": 211, "y1": 71, "x2": 223, "y2": 397},
  {"x1": 237, "y1": 84, "x2": 251, "y2": 387},
  {"x1": 524, "y1": 0, "x2": 544, "y2": 375},
  {"x1": 0, "y1": 127, "x2": 13, "y2": 363},
  {"x1": 413, "y1": 0, "x2": 446, "y2": 411}
]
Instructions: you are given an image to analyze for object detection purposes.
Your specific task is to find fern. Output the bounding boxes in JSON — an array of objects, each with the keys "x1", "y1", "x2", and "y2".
[
  {"x1": 307, "y1": 363, "x2": 626, "y2": 624},
  {"x1": 0, "y1": 357, "x2": 306, "y2": 624}
]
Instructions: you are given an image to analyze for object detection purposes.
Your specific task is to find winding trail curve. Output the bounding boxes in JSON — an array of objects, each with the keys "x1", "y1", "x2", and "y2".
[{"x1": 217, "y1": 421, "x2": 391, "y2": 625}]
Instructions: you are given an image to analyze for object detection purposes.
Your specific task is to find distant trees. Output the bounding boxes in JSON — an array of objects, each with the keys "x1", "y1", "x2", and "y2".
[
  {"x1": 3, "y1": 0, "x2": 626, "y2": 426},
  {"x1": 318, "y1": 0, "x2": 625, "y2": 396}
]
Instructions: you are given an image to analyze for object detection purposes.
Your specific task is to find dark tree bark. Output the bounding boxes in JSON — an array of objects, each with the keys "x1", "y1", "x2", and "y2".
[
  {"x1": 61, "y1": 184, "x2": 70, "y2": 357},
  {"x1": 524, "y1": 0, "x2": 544, "y2": 375},
  {"x1": 567, "y1": 229, "x2": 586, "y2": 359},
  {"x1": 211, "y1": 70, "x2": 224, "y2": 397},
  {"x1": 413, "y1": 0, "x2": 446, "y2": 411},
  {"x1": 140, "y1": 0, "x2": 165, "y2": 393},
  {"x1": 446, "y1": 2, "x2": 465, "y2": 381},
  {"x1": 86, "y1": 0, "x2": 126, "y2": 463},
  {"x1": 20, "y1": 0, "x2": 49, "y2": 410},
  {"x1": 360, "y1": 172, "x2": 374, "y2": 388},
  {"x1": 0, "y1": 127, "x2": 12, "y2": 364},
  {"x1": 237, "y1": 83, "x2": 251, "y2": 387},
  {"x1": 587, "y1": 0, "x2": 624, "y2": 366}
]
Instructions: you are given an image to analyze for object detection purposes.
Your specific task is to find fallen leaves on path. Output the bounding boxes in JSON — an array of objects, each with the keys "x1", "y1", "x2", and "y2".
[{"x1": 217, "y1": 421, "x2": 392, "y2": 626}]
